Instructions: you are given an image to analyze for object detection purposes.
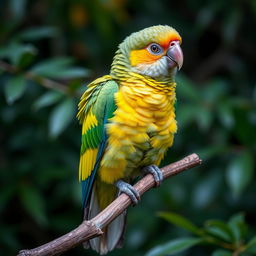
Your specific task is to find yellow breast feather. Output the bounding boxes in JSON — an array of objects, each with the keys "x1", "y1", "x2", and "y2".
[{"x1": 98, "y1": 75, "x2": 177, "y2": 182}]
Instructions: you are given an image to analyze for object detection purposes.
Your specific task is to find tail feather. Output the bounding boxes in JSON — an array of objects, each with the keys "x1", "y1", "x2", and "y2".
[
  {"x1": 84, "y1": 184, "x2": 126, "y2": 255},
  {"x1": 107, "y1": 211, "x2": 126, "y2": 251}
]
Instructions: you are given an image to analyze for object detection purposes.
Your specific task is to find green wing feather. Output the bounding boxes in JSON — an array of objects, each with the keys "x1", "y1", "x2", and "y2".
[{"x1": 77, "y1": 76, "x2": 118, "y2": 207}]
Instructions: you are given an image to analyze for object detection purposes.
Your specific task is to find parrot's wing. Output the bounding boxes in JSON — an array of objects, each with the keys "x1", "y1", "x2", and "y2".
[{"x1": 77, "y1": 77, "x2": 118, "y2": 208}]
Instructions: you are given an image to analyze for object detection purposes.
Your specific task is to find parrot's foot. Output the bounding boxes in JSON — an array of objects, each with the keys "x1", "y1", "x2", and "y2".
[
  {"x1": 115, "y1": 180, "x2": 140, "y2": 205},
  {"x1": 143, "y1": 165, "x2": 163, "y2": 187}
]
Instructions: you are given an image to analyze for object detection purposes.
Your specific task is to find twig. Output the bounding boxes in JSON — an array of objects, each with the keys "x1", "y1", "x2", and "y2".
[
  {"x1": 17, "y1": 153, "x2": 202, "y2": 256},
  {"x1": 0, "y1": 60, "x2": 70, "y2": 94}
]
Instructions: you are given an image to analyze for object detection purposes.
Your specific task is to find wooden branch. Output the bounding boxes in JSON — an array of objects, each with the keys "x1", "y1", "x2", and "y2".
[{"x1": 17, "y1": 153, "x2": 202, "y2": 256}]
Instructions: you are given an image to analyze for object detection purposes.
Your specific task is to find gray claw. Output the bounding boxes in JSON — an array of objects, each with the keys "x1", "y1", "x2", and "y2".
[
  {"x1": 115, "y1": 180, "x2": 140, "y2": 205},
  {"x1": 143, "y1": 165, "x2": 163, "y2": 187}
]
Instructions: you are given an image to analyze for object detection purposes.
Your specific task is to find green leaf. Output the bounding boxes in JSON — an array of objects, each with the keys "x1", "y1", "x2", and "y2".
[
  {"x1": 4, "y1": 75, "x2": 27, "y2": 104},
  {"x1": 226, "y1": 151, "x2": 254, "y2": 198},
  {"x1": 205, "y1": 227, "x2": 232, "y2": 242},
  {"x1": 18, "y1": 26, "x2": 59, "y2": 41},
  {"x1": 247, "y1": 236, "x2": 256, "y2": 248},
  {"x1": 30, "y1": 57, "x2": 89, "y2": 79},
  {"x1": 204, "y1": 220, "x2": 233, "y2": 242},
  {"x1": 49, "y1": 98, "x2": 75, "y2": 137},
  {"x1": 18, "y1": 50, "x2": 36, "y2": 68},
  {"x1": 33, "y1": 91, "x2": 63, "y2": 111},
  {"x1": 218, "y1": 101, "x2": 234, "y2": 129},
  {"x1": 228, "y1": 213, "x2": 247, "y2": 243},
  {"x1": 158, "y1": 212, "x2": 201, "y2": 235},
  {"x1": 146, "y1": 237, "x2": 202, "y2": 256},
  {"x1": 30, "y1": 57, "x2": 74, "y2": 75},
  {"x1": 245, "y1": 236, "x2": 256, "y2": 253},
  {"x1": 49, "y1": 67, "x2": 90, "y2": 79},
  {"x1": 0, "y1": 43, "x2": 37, "y2": 65},
  {"x1": 19, "y1": 185, "x2": 47, "y2": 226},
  {"x1": 212, "y1": 249, "x2": 232, "y2": 256}
]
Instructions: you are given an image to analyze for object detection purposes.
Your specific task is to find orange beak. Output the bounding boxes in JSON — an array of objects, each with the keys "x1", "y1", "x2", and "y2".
[{"x1": 166, "y1": 41, "x2": 183, "y2": 70}]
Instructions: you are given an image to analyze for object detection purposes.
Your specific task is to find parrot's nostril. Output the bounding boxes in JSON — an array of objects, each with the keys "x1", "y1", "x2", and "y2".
[{"x1": 170, "y1": 41, "x2": 179, "y2": 47}]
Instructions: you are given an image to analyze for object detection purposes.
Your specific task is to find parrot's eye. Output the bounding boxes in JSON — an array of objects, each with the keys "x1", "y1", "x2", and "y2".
[{"x1": 147, "y1": 43, "x2": 163, "y2": 55}]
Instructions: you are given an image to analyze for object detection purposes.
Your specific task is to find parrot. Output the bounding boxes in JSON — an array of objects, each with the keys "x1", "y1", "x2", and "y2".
[{"x1": 77, "y1": 25, "x2": 183, "y2": 254}]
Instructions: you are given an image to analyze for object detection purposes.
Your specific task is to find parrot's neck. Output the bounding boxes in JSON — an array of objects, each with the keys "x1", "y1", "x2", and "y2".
[{"x1": 110, "y1": 49, "x2": 176, "y2": 89}]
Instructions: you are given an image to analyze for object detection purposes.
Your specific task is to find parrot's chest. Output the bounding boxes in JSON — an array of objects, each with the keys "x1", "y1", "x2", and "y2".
[{"x1": 102, "y1": 84, "x2": 177, "y2": 180}]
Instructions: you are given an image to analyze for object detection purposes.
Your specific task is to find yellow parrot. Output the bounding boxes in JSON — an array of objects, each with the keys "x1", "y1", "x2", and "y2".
[{"x1": 77, "y1": 25, "x2": 183, "y2": 254}]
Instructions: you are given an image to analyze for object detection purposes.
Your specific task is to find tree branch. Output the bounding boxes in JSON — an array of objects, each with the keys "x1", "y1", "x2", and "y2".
[{"x1": 17, "y1": 153, "x2": 202, "y2": 256}]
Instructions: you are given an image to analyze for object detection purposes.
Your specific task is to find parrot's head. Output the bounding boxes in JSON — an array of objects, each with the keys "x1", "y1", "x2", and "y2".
[{"x1": 111, "y1": 25, "x2": 183, "y2": 80}]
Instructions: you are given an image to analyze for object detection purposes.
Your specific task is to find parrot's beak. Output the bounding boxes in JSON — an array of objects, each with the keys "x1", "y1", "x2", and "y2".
[{"x1": 166, "y1": 41, "x2": 183, "y2": 70}]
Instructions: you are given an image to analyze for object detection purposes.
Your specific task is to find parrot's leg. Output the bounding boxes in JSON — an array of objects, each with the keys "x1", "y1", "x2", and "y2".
[
  {"x1": 143, "y1": 165, "x2": 163, "y2": 187},
  {"x1": 115, "y1": 180, "x2": 140, "y2": 205}
]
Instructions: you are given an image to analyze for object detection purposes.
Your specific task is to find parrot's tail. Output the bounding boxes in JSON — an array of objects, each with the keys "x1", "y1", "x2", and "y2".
[{"x1": 83, "y1": 183, "x2": 126, "y2": 255}]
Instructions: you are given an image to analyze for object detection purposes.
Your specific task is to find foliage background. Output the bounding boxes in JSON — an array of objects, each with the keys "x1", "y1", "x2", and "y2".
[{"x1": 0, "y1": 0, "x2": 255, "y2": 255}]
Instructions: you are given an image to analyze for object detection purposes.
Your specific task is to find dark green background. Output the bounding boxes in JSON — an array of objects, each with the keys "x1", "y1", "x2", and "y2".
[{"x1": 0, "y1": 0, "x2": 255, "y2": 255}]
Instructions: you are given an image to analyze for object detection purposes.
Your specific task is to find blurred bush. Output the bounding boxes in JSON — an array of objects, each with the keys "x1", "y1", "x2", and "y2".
[{"x1": 0, "y1": 0, "x2": 255, "y2": 255}]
